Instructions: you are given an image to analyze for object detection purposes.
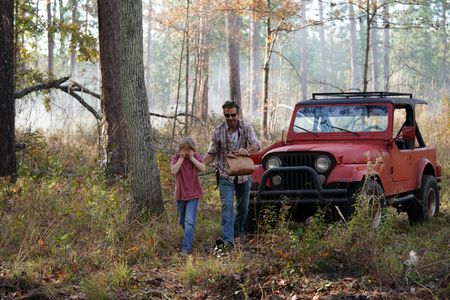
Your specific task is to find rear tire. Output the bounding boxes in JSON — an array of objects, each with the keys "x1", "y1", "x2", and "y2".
[{"x1": 407, "y1": 175, "x2": 440, "y2": 224}]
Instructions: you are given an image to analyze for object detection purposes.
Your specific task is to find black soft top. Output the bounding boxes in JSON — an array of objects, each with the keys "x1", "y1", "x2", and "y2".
[{"x1": 296, "y1": 92, "x2": 428, "y2": 106}]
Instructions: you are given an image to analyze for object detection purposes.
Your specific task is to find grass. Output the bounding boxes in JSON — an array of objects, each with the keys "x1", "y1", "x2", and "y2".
[{"x1": 1, "y1": 101, "x2": 449, "y2": 298}]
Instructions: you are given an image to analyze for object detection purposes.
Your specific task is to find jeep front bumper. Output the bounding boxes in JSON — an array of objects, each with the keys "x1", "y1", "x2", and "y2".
[{"x1": 250, "y1": 166, "x2": 348, "y2": 205}]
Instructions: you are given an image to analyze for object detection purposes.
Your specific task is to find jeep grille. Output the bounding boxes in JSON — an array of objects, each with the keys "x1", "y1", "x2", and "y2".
[{"x1": 265, "y1": 152, "x2": 333, "y2": 190}]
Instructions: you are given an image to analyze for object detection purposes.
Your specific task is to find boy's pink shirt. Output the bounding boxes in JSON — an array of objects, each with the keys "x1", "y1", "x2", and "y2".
[{"x1": 171, "y1": 152, "x2": 203, "y2": 201}]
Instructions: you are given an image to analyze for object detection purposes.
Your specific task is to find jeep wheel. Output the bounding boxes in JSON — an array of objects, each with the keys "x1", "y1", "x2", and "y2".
[
  {"x1": 343, "y1": 180, "x2": 386, "y2": 229},
  {"x1": 365, "y1": 180, "x2": 386, "y2": 229},
  {"x1": 407, "y1": 175, "x2": 440, "y2": 224}
]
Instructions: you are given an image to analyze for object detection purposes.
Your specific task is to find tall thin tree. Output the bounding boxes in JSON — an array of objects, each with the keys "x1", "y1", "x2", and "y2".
[
  {"x1": 382, "y1": 0, "x2": 390, "y2": 91},
  {"x1": 226, "y1": 9, "x2": 242, "y2": 106},
  {"x1": 348, "y1": 1, "x2": 360, "y2": 90}
]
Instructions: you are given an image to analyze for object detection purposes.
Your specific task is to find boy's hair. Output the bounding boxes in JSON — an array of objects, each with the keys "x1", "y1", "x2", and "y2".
[
  {"x1": 222, "y1": 100, "x2": 240, "y2": 112},
  {"x1": 178, "y1": 137, "x2": 197, "y2": 152}
]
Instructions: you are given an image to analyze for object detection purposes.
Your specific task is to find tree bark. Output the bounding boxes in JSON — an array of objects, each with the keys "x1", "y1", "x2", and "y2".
[
  {"x1": 225, "y1": 10, "x2": 242, "y2": 107},
  {"x1": 0, "y1": 0, "x2": 16, "y2": 178},
  {"x1": 262, "y1": 3, "x2": 271, "y2": 139},
  {"x1": 119, "y1": 0, "x2": 164, "y2": 217},
  {"x1": 371, "y1": 0, "x2": 379, "y2": 91},
  {"x1": 145, "y1": 0, "x2": 153, "y2": 105},
  {"x1": 70, "y1": 0, "x2": 78, "y2": 77},
  {"x1": 362, "y1": 0, "x2": 371, "y2": 92},
  {"x1": 318, "y1": 0, "x2": 327, "y2": 88},
  {"x1": 98, "y1": 0, "x2": 127, "y2": 180},
  {"x1": 348, "y1": 1, "x2": 360, "y2": 90},
  {"x1": 299, "y1": 0, "x2": 307, "y2": 100},
  {"x1": 47, "y1": 0, "x2": 54, "y2": 76},
  {"x1": 193, "y1": 7, "x2": 210, "y2": 123},
  {"x1": 382, "y1": 0, "x2": 390, "y2": 91},
  {"x1": 250, "y1": 8, "x2": 261, "y2": 114}
]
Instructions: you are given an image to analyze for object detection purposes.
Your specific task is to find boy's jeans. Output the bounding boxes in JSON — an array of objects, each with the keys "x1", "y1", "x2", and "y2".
[
  {"x1": 218, "y1": 178, "x2": 251, "y2": 244},
  {"x1": 176, "y1": 199, "x2": 199, "y2": 253}
]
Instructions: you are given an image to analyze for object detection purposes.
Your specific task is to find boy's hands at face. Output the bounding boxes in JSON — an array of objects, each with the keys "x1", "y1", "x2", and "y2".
[
  {"x1": 187, "y1": 149, "x2": 194, "y2": 159},
  {"x1": 179, "y1": 149, "x2": 186, "y2": 158}
]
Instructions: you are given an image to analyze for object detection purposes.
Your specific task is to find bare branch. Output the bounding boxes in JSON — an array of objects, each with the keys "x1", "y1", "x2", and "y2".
[
  {"x1": 68, "y1": 81, "x2": 101, "y2": 99},
  {"x1": 57, "y1": 86, "x2": 102, "y2": 120},
  {"x1": 14, "y1": 76, "x2": 70, "y2": 99}
]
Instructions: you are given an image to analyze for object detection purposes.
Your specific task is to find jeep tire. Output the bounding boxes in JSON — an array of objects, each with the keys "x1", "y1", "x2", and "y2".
[
  {"x1": 341, "y1": 180, "x2": 386, "y2": 229},
  {"x1": 407, "y1": 175, "x2": 440, "y2": 224}
]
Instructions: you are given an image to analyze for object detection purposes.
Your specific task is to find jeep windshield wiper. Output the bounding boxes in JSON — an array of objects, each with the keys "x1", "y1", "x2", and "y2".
[
  {"x1": 294, "y1": 125, "x2": 319, "y2": 136},
  {"x1": 330, "y1": 125, "x2": 360, "y2": 136}
]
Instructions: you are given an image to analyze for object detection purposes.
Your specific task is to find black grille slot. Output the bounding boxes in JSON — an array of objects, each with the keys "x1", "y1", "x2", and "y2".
[{"x1": 277, "y1": 153, "x2": 320, "y2": 190}]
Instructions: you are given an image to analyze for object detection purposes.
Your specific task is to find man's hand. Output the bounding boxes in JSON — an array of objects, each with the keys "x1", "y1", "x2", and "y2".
[{"x1": 237, "y1": 148, "x2": 249, "y2": 156}]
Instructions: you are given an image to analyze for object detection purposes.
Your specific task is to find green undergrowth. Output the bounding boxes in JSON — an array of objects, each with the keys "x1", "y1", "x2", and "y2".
[{"x1": 1, "y1": 129, "x2": 448, "y2": 299}]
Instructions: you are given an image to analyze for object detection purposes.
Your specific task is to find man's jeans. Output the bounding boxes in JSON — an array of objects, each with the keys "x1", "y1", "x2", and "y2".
[
  {"x1": 176, "y1": 199, "x2": 199, "y2": 253},
  {"x1": 218, "y1": 178, "x2": 251, "y2": 244}
]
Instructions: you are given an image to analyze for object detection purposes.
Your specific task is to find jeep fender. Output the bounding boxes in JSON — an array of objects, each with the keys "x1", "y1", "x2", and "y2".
[
  {"x1": 327, "y1": 164, "x2": 371, "y2": 183},
  {"x1": 415, "y1": 158, "x2": 436, "y2": 190}
]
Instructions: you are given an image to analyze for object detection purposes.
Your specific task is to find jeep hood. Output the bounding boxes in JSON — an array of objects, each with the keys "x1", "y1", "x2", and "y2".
[{"x1": 265, "y1": 142, "x2": 387, "y2": 164}]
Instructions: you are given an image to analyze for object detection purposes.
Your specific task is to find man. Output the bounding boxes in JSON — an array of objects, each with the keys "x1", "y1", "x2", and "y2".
[{"x1": 204, "y1": 101, "x2": 261, "y2": 248}]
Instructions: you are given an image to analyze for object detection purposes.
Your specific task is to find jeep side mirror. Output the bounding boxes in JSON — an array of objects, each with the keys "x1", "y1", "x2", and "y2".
[{"x1": 399, "y1": 126, "x2": 416, "y2": 140}]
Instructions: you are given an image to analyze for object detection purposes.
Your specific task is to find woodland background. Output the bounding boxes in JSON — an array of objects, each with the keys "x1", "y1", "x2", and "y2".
[{"x1": 0, "y1": 0, "x2": 449, "y2": 299}]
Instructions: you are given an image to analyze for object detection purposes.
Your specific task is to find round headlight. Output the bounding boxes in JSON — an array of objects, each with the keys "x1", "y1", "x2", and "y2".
[
  {"x1": 315, "y1": 155, "x2": 331, "y2": 173},
  {"x1": 266, "y1": 156, "x2": 282, "y2": 169}
]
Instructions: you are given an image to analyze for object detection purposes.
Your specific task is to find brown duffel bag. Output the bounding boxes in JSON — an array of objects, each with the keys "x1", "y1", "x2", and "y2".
[{"x1": 225, "y1": 152, "x2": 255, "y2": 176}]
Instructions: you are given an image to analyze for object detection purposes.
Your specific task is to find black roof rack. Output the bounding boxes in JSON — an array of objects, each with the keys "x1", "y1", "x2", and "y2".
[{"x1": 312, "y1": 92, "x2": 413, "y2": 100}]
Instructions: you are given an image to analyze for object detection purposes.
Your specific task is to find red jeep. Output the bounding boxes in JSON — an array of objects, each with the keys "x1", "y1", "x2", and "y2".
[{"x1": 248, "y1": 92, "x2": 441, "y2": 229}]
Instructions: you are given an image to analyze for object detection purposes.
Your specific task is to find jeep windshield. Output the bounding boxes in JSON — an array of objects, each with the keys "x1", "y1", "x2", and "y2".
[{"x1": 293, "y1": 105, "x2": 388, "y2": 133}]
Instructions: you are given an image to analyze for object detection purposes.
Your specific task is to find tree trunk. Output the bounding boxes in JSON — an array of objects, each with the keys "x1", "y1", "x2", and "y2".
[
  {"x1": 318, "y1": 0, "x2": 327, "y2": 88},
  {"x1": 382, "y1": 0, "x2": 390, "y2": 91},
  {"x1": 348, "y1": 1, "x2": 360, "y2": 90},
  {"x1": 362, "y1": 0, "x2": 371, "y2": 92},
  {"x1": 193, "y1": 8, "x2": 210, "y2": 123},
  {"x1": 145, "y1": 0, "x2": 153, "y2": 105},
  {"x1": 442, "y1": 0, "x2": 448, "y2": 88},
  {"x1": 47, "y1": 0, "x2": 54, "y2": 76},
  {"x1": 184, "y1": 0, "x2": 190, "y2": 135},
  {"x1": 262, "y1": 7, "x2": 271, "y2": 139},
  {"x1": 0, "y1": 0, "x2": 17, "y2": 178},
  {"x1": 250, "y1": 8, "x2": 261, "y2": 114},
  {"x1": 299, "y1": 0, "x2": 307, "y2": 100},
  {"x1": 371, "y1": 0, "x2": 379, "y2": 91},
  {"x1": 98, "y1": 0, "x2": 127, "y2": 180},
  {"x1": 70, "y1": 0, "x2": 78, "y2": 77},
  {"x1": 119, "y1": 0, "x2": 164, "y2": 217},
  {"x1": 226, "y1": 10, "x2": 242, "y2": 107}
]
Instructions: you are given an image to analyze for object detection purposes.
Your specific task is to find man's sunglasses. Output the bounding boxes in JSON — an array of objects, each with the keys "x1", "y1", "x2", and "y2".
[{"x1": 224, "y1": 113, "x2": 237, "y2": 118}]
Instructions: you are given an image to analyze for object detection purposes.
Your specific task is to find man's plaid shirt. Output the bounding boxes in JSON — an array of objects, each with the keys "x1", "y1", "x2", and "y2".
[{"x1": 207, "y1": 120, "x2": 261, "y2": 183}]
